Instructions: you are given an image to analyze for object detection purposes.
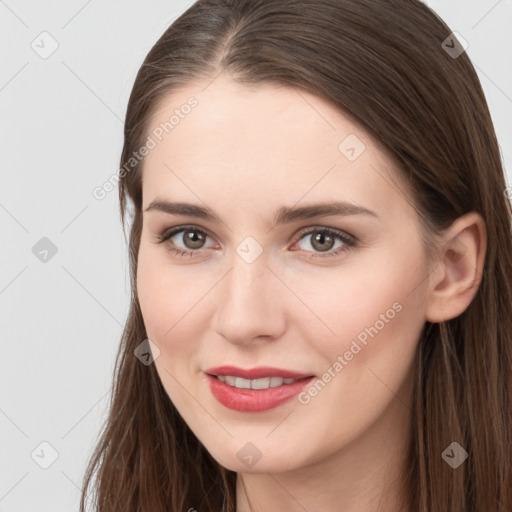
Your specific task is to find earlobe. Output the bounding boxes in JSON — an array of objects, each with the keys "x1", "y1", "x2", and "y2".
[{"x1": 424, "y1": 212, "x2": 487, "y2": 324}]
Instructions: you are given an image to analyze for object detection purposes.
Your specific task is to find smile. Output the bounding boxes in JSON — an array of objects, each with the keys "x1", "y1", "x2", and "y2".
[
  {"x1": 215, "y1": 375, "x2": 300, "y2": 389},
  {"x1": 205, "y1": 373, "x2": 315, "y2": 412}
]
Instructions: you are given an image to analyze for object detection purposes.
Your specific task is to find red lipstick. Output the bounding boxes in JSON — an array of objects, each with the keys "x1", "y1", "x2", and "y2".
[
  {"x1": 204, "y1": 366, "x2": 315, "y2": 412},
  {"x1": 205, "y1": 365, "x2": 313, "y2": 380}
]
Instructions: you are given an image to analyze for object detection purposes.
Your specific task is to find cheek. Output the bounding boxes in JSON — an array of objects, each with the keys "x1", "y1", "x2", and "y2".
[
  {"x1": 292, "y1": 251, "x2": 426, "y2": 370},
  {"x1": 136, "y1": 247, "x2": 185, "y2": 348},
  {"x1": 136, "y1": 247, "x2": 211, "y2": 359},
  {"x1": 291, "y1": 267, "x2": 424, "y2": 445},
  {"x1": 137, "y1": 250, "x2": 165, "y2": 335}
]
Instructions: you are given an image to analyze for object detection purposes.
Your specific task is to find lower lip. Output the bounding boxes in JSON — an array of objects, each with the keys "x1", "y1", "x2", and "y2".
[{"x1": 205, "y1": 373, "x2": 315, "y2": 412}]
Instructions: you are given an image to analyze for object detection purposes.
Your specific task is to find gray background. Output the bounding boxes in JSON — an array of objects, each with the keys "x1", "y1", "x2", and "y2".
[{"x1": 0, "y1": 1, "x2": 510, "y2": 510}]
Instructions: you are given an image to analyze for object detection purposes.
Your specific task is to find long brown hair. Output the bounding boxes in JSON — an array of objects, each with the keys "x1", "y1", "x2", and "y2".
[{"x1": 80, "y1": 1, "x2": 512, "y2": 510}]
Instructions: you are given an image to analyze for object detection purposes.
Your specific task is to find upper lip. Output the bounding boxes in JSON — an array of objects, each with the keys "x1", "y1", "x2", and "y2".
[{"x1": 204, "y1": 365, "x2": 315, "y2": 380}]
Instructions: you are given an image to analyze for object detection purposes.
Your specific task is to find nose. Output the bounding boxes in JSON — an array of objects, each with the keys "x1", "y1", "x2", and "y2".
[{"x1": 211, "y1": 255, "x2": 287, "y2": 346}]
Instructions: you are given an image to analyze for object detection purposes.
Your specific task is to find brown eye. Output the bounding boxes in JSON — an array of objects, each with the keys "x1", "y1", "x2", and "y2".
[
  {"x1": 310, "y1": 231, "x2": 335, "y2": 252},
  {"x1": 181, "y1": 229, "x2": 207, "y2": 249},
  {"x1": 155, "y1": 226, "x2": 215, "y2": 258},
  {"x1": 155, "y1": 225, "x2": 357, "y2": 260},
  {"x1": 295, "y1": 227, "x2": 357, "y2": 258}
]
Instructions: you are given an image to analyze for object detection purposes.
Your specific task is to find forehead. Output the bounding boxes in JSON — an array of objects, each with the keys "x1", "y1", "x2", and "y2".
[{"x1": 141, "y1": 76, "x2": 413, "y2": 222}]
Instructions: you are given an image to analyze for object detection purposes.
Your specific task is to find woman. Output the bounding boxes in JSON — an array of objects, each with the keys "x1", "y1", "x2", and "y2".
[{"x1": 80, "y1": 1, "x2": 512, "y2": 510}]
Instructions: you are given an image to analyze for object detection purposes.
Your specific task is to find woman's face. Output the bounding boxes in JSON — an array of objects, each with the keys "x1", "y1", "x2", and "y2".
[{"x1": 137, "y1": 76, "x2": 430, "y2": 473}]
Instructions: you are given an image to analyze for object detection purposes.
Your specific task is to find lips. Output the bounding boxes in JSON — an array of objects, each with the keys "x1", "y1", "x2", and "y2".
[
  {"x1": 203, "y1": 365, "x2": 316, "y2": 412},
  {"x1": 204, "y1": 365, "x2": 314, "y2": 380}
]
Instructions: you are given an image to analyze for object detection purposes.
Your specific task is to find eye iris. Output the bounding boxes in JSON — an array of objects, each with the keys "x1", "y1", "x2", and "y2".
[
  {"x1": 184, "y1": 230, "x2": 205, "y2": 249},
  {"x1": 311, "y1": 231, "x2": 334, "y2": 252}
]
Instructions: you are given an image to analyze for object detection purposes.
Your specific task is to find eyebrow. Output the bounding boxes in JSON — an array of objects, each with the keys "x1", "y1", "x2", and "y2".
[{"x1": 144, "y1": 199, "x2": 378, "y2": 225}]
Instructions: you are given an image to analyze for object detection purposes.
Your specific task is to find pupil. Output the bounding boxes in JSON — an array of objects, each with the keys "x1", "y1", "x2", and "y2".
[
  {"x1": 185, "y1": 230, "x2": 204, "y2": 249},
  {"x1": 313, "y1": 232, "x2": 333, "y2": 252}
]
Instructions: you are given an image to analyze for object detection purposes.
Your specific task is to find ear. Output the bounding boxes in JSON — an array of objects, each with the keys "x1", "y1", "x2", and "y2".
[{"x1": 425, "y1": 212, "x2": 487, "y2": 323}]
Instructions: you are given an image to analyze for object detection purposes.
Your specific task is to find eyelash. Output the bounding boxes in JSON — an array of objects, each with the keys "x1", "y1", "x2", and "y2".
[{"x1": 154, "y1": 225, "x2": 358, "y2": 260}]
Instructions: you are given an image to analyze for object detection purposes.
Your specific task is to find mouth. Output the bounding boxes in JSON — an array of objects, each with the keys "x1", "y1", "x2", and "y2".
[
  {"x1": 205, "y1": 365, "x2": 315, "y2": 381},
  {"x1": 209, "y1": 374, "x2": 312, "y2": 390},
  {"x1": 204, "y1": 366, "x2": 316, "y2": 412}
]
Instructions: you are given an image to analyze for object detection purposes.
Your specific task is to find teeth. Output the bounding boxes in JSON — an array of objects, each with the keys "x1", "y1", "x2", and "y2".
[
  {"x1": 251, "y1": 377, "x2": 271, "y2": 390},
  {"x1": 216, "y1": 375, "x2": 299, "y2": 389},
  {"x1": 235, "y1": 377, "x2": 252, "y2": 389}
]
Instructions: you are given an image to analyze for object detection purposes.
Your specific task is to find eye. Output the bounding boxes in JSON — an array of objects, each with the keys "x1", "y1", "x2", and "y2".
[
  {"x1": 154, "y1": 226, "x2": 216, "y2": 258},
  {"x1": 154, "y1": 225, "x2": 358, "y2": 259},
  {"x1": 292, "y1": 226, "x2": 357, "y2": 258}
]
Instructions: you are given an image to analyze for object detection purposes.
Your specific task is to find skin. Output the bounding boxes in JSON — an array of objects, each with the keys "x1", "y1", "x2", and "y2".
[{"x1": 136, "y1": 74, "x2": 487, "y2": 511}]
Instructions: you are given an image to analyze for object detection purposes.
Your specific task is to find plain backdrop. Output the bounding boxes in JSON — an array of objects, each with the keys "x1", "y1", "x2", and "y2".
[{"x1": 0, "y1": 1, "x2": 511, "y2": 510}]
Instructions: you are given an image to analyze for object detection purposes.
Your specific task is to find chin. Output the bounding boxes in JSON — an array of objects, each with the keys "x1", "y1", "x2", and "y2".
[{"x1": 206, "y1": 442, "x2": 301, "y2": 474}]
